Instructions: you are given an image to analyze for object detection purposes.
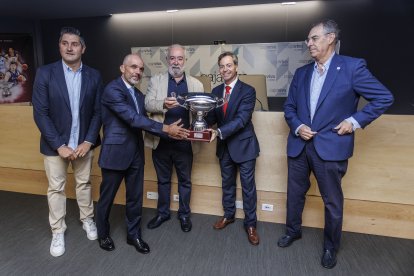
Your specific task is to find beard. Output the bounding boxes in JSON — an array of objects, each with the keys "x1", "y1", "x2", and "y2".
[
  {"x1": 168, "y1": 65, "x2": 185, "y2": 78},
  {"x1": 126, "y1": 75, "x2": 140, "y2": 85}
]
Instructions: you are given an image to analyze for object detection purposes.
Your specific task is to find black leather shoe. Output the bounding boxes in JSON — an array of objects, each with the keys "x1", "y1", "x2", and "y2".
[
  {"x1": 179, "y1": 217, "x2": 192, "y2": 232},
  {"x1": 277, "y1": 234, "x2": 302, "y2": 248},
  {"x1": 147, "y1": 215, "x2": 171, "y2": 229},
  {"x1": 127, "y1": 238, "x2": 150, "y2": 254},
  {"x1": 98, "y1": 236, "x2": 115, "y2": 251},
  {"x1": 321, "y1": 249, "x2": 337, "y2": 269}
]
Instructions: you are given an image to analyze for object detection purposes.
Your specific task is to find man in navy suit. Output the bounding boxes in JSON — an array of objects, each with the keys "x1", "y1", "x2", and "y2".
[
  {"x1": 32, "y1": 27, "x2": 103, "y2": 257},
  {"x1": 208, "y1": 51, "x2": 260, "y2": 245},
  {"x1": 95, "y1": 53, "x2": 189, "y2": 254},
  {"x1": 278, "y1": 20, "x2": 393, "y2": 268}
]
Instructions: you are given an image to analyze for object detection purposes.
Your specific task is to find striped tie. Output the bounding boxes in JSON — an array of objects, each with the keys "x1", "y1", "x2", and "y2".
[{"x1": 128, "y1": 87, "x2": 140, "y2": 114}]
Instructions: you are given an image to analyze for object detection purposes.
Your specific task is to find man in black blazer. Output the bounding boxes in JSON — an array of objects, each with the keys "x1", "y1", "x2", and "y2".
[
  {"x1": 32, "y1": 27, "x2": 103, "y2": 257},
  {"x1": 208, "y1": 51, "x2": 260, "y2": 245},
  {"x1": 95, "y1": 53, "x2": 189, "y2": 254}
]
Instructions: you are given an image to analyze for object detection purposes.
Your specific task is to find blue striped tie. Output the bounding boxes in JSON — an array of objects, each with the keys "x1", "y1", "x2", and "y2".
[{"x1": 128, "y1": 87, "x2": 140, "y2": 114}]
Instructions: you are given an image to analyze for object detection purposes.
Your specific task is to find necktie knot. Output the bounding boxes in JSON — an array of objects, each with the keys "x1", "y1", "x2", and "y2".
[{"x1": 225, "y1": 85, "x2": 231, "y2": 95}]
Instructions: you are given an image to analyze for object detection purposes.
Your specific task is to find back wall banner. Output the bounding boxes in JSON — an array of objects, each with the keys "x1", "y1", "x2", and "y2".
[
  {"x1": 0, "y1": 34, "x2": 34, "y2": 104},
  {"x1": 132, "y1": 42, "x2": 329, "y2": 97}
]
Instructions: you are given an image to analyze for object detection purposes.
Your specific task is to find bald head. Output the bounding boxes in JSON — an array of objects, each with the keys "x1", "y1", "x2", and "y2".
[
  {"x1": 120, "y1": 53, "x2": 144, "y2": 86},
  {"x1": 123, "y1": 53, "x2": 143, "y2": 65}
]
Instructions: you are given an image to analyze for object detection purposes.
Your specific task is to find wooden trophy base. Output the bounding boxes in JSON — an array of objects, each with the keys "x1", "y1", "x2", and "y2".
[{"x1": 186, "y1": 129, "x2": 211, "y2": 142}]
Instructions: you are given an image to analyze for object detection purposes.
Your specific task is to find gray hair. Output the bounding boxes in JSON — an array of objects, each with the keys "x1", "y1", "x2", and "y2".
[
  {"x1": 59, "y1": 27, "x2": 86, "y2": 47},
  {"x1": 311, "y1": 19, "x2": 340, "y2": 44},
  {"x1": 167, "y1": 44, "x2": 186, "y2": 58}
]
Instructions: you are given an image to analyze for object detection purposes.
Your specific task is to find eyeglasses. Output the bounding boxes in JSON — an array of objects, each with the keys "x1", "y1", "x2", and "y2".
[{"x1": 305, "y1": 32, "x2": 333, "y2": 44}]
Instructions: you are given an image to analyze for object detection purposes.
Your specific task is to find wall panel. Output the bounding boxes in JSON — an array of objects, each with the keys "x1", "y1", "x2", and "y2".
[{"x1": 1, "y1": 105, "x2": 413, "y2": 239}]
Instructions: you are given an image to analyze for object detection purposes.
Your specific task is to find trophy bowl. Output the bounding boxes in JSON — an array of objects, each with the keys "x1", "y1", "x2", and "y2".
[{"x1": 174, "y1": 92, "x2": 226, "y2": 141}]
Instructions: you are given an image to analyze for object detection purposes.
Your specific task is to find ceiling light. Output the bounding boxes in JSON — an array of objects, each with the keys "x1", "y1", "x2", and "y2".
[
  {"x1": 281, "y1": 2, "x2": 296, "y2": 5},
  {"x1": 166, "y1": 9, "x2": 179, "y2": 13}
]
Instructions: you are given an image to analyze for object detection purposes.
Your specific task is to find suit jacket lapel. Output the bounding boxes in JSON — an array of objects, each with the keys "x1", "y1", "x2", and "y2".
[
  {"x1": 54, "y1": 61, "x2": 71, "y2": 109},
  {"x1": 215, "y1": 83, "x2": 225, "y2": 121},
  {"x1": 185, "y1": 74, "x2": 199, "y2": 92},
  {"x1": 314, "y1": 54, "x2": 341, "y2": 114},
  {"x1": 224, "y1": 80, "x2": 242, "y2": 120},
  {"x1": 304, "y1": 64, "x2": 313, "y2": 115},
  {"x1": 161, "y1": 73, "x2": 169, "y2": 98},
  {"x1": 119, "y1": 77, "x2": 138, "y2": 110},
  {"x1": 79, "y1": 66, "x2": 89, "y2": 108}
]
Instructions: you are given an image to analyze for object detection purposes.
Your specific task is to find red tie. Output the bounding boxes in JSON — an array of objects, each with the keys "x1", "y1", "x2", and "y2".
[{"x1": 223, "y1": 85, "x2": 231, "y2": 116}]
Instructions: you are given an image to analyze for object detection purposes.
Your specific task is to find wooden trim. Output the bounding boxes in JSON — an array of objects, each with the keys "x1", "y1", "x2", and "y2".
[{"x1": 1, "y1": 106, "x2": 413, "y2": 239}]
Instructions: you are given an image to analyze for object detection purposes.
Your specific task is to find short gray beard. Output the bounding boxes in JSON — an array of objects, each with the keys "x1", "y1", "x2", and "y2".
[
  {"x1": 127, "y1": 76, "x2": 140, "y2": 85},
  {"x1": 168, "y1": 66, "x2": 184, "y2": 78}
]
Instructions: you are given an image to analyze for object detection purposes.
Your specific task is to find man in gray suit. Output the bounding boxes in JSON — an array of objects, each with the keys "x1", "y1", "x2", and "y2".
[{"x1": 145, "y1": 44, "x2": 204, "y2": 232}]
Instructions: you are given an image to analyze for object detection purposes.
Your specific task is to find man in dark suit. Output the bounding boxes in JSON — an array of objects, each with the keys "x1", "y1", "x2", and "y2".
[
  {"x1": 32, "y1": 27, "x2": 103, "y2": 257},
  {"x1": 95, "y1": 53, "x2": 189, "y2": 254},
  {"x1": 207, "y1": 51, "x2": 260, "y2": 245},
  {"x1": 278, "y1": 19, "x2": 394, "y2": 269}
]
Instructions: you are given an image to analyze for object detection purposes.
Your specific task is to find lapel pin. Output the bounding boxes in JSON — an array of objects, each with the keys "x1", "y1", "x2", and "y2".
[{"x1": 337, "y1": 66, "x2": 341, "y2": 70}]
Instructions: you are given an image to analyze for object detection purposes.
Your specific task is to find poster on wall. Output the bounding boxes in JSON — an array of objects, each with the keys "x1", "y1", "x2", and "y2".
[
  {"x1": 132, "y1": 42, "x2": 325, "y2": 97},
  {"x1": 0, "y1": 34, "x2": 35, "y2": 104}
]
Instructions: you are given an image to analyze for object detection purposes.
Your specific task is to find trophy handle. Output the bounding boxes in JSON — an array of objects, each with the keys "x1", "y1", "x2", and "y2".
[
  {"x1": 214, "y1": 94, "x2": 229, "y2": 108},
  {"x1": 171, "y1": 92, "x2": 188, "y2": 109}
]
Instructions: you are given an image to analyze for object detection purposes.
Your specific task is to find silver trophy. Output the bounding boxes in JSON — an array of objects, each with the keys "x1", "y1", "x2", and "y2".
[{"x1": 172, "y1": 92, "x2": 227, "y2": 141}]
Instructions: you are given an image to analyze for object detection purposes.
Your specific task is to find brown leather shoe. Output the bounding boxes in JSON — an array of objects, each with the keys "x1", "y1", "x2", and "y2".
[
  {"x1": 246, "y1": 226, "x2": 259, "y2": 245},
  {"x1": 213, "y1": 217, "x2": 235, "y2": 230}
]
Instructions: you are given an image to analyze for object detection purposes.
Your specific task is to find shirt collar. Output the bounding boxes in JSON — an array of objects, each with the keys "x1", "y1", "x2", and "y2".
[
  {"x1": 62, "y1": 60, "x2": 83, "y2": 73},
  {"x1": 121, "y1": 76, "x2": 134, "y2": 90},
  {"x1": 314, "y1": 51, "x2": 335, "y2": 74},
  {"x1": 224, "y1": 77, "x2": 238, "y2": 90}
]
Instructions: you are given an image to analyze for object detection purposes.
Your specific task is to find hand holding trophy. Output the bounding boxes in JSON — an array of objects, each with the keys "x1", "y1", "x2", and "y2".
[{"x1": 171, "y1": 92, "x2": 228, "y2": 141}]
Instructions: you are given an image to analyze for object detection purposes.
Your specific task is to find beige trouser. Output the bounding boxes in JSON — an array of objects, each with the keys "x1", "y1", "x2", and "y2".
[{"x1": 44, "y1": 150, "x2": 94, "y2": 233}]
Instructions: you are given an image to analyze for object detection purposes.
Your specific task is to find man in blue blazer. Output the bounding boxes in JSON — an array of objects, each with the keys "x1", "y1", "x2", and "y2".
[
  {"x1": 95, "y1": 53, "x2": 189, "y2": 254},
  {"x1": 32, "y1": 27, "x2": 103, "y2": 257},
  {"x1": 208, "y1": 51, "x2": 260, "y2": 245},
  {"x1": 278, "y1": 20, "x2": 394, "y2": 268}
]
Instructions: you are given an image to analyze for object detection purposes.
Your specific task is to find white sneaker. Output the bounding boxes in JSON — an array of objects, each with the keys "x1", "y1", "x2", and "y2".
[
  {"x1": 50, "y1": 233, "x2": 65, "y2": 257},
  {"x1": 83, "y1": 218, "x2": 98, "y2": 240}
]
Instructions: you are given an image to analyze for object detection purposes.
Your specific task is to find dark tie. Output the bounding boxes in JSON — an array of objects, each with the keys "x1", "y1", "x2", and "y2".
[
  {"x1": 128, "y1": 87, "x2": 140, "y2": 114},
  {"x1": 222, "y1": 85, "x2": 231, "y2": 116}
]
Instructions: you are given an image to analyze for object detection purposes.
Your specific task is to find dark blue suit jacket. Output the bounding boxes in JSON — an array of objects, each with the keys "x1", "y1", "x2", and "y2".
[
  {"x1": 32, "y1": 61, "x2": 103, "y2": 156},
  {"x1": 208, "y1": 79, "x2": 260, "y2": 163},
  {"x1": 284, "y1": 54, "x2": 394, "y2": 161},
  {"x1": 98, "y1": 77, "x2": 164, "y2": 171}
]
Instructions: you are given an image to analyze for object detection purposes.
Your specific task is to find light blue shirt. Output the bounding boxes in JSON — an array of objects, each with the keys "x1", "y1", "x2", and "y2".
[
  {"x1": 62, "y1": 61, "x2": 82, "y2": 150},
  {"x1": 310, "y1": 53, "x2": 334, "y2": 121},
  {"x1": 295, "y1": 53, "x2": 360, "y2": 135}
]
